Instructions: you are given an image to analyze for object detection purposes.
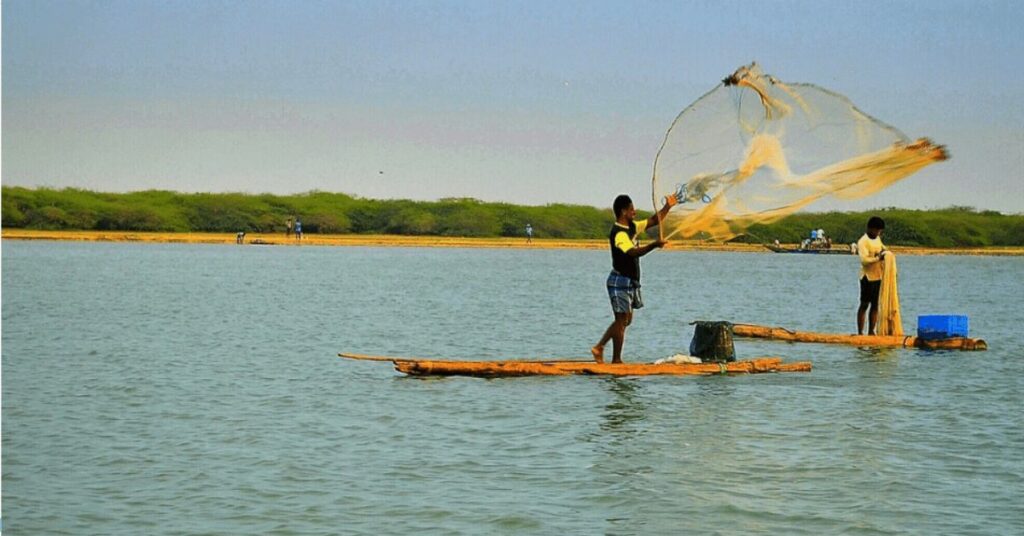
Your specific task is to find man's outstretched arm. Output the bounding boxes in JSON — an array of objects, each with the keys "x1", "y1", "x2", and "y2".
[
  {"x1": 627, "y1": 240, "x2": 666, "y2": 257},
  {"x1": 645, "y1": 196, "x2": 678, "y2": 229}
]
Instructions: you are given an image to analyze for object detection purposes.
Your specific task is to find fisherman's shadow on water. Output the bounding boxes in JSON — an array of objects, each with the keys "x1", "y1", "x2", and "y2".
[
  {"x1": 574, "y1": 378, "x2": 652, "y2": 460},
  {"x1": 851, "y1": 346, "x2": 902, "y2": 381},
  {"x1": 588, "y1": 375, "x2": 739, "y2": 443},
  {"x1": 597, "y1": 378, "x2": 647, "y2": 438}
]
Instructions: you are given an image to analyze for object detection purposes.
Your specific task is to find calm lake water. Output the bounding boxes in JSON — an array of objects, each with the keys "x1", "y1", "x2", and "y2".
[{"x1": 3, "y1": 240, "x2": 1022, "y2": 535}]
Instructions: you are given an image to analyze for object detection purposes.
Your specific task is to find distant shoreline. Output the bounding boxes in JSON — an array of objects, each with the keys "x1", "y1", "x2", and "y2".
[{"x1": 4, "y1": 229, "x2": 1023, "y2": 256}]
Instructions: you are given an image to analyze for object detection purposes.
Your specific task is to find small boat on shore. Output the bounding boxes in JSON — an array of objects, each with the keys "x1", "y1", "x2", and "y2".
[
  {"x1": 339, "y1": 352, "x2": 811, "y2": 377},
  {"x1": 763, "y1": 244, "x2": 852, "y2": 255},
  {"x1": 732, "y1": 323, "x2": 987, "y2": 350}
]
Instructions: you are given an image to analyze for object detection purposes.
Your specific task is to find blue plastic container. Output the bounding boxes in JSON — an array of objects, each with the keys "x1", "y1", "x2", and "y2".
[{"x1": 917, "y1": 315, "x2": 969, "y2": 340}]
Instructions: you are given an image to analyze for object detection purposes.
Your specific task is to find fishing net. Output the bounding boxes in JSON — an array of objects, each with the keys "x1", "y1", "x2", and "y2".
[
  {"x1": 651, "y1": 63, "x2": 948, "y2": 242},
  {"x1": 877, "y1": 253, "x2": 903, "y2": 336}
]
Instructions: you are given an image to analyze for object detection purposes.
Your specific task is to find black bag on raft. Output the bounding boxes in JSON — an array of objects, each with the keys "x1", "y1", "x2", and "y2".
[{"x1": 689, "y1": 321, "x2": 736, "y2": 363}]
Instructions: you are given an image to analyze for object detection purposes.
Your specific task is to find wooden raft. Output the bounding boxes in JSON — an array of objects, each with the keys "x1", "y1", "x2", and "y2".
[
  {"x1": 339, "y1": 353, "x2": 811, "y2": 378},
  {"x1": 732, "y1": 323, "x2": 987, "y2": 351}
]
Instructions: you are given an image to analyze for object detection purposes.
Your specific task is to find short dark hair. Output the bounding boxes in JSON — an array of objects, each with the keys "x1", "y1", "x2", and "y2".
[
  {"x1": 613, "y1": 195, "x2": 633, "y2": 218},
  {"x1": 867, "y1": 216, "x2": 886, "y2": 230}
]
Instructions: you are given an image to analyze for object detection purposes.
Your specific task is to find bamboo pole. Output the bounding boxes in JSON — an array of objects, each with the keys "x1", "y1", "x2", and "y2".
[
  {"x1": 732, "y1": 324, "x2": 987, "y2": 351},
  {"x1": 339, "y1": 352, "x2": 594, "y2": 363}
]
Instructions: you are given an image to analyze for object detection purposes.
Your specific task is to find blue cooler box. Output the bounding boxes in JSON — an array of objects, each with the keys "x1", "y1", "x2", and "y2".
[{"x1": 917, "y1": 315, "x2": 969, "y2": 340}]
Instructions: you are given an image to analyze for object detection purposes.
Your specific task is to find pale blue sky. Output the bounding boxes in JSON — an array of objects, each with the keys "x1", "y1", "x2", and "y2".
[{"x1": 3, "y1": 0, "x2": 1022, "y2": 212}]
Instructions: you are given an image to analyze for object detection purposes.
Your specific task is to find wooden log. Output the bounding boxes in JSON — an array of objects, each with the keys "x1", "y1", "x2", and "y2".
[
  {"x1": 396, "y1": 360, "x2": 571, "y2": 377},
  {"x1": 915, "y1": 337, "x2": 987, "y2": 351},
  {"x1": 774, "y1": 362, "x2": 813, "y2": 372},
  {"x1": 732, "y1": 324, "x2": 987, "y2": 351},
  {"x1": 387, "y1": 357, "x2": 811, "y2": 377},
  {"x1": 341, "y1": 353, "x2": 812, "y2": 378}
]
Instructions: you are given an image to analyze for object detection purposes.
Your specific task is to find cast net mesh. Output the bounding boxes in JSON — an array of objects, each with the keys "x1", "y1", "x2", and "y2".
[{"x1": 651, "y1": 63, "x2": 948, "y2": 242}]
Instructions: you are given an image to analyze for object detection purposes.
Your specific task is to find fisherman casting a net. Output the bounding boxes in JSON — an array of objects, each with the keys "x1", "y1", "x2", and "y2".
[
  {"x1": 590, "y1": 63, "x2": 945, "y2": 363},
  {"x1": 591, "y1": 192, "x2": 681, "y2": 364}
]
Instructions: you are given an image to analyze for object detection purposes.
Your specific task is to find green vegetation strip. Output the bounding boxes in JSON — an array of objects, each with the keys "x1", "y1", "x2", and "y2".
[{"x1": 3, "y1": 187, "x2": 1021, "y2": 247}]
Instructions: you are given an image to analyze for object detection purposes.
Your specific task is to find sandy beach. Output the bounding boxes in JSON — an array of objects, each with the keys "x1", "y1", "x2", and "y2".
[{"x1": 3, "y1": 229, "x2": 1022, "y2": 256}]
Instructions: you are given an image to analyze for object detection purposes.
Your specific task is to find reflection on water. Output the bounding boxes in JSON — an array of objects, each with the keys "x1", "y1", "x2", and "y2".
[
  {"x1": 599, "y1": 378, "x2": 647, "y2": 438},
  {"x1": 855, "y1": 346, "x2": 900, "y2": 361},
  {"x1": 853, "y1": 346, "x2": 901, "y2": 386},
  {"x1": 693, "y1": 375, "x2": 737, "y2": 398}
]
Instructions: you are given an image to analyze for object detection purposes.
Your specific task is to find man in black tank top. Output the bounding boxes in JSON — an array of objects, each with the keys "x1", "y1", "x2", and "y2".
[{"x1": 591, "y1": 193, "x2": 677, "y2": 363}]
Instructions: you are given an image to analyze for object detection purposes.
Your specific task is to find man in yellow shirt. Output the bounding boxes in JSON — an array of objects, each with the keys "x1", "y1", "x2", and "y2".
[
  {"x1": 857, "y1": 216, "x2": 888, "y2": 335},
  {"x1": 592, "y1": 194, "x2": 676, "y2": 363}
]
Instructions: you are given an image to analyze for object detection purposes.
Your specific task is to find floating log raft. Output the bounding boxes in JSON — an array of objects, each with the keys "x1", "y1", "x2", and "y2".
[
  {"x1": 732, "y1": 323, "x2": 987, "y2": 351},
  {"x1": 339, "y1": 353, "x2": 811, "y2": 378}
]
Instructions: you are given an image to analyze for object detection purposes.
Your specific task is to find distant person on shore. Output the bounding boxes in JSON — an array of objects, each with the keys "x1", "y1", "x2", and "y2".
[
  {"x1": 525, "y1": 223, "x2": 533, "y2": 244},
  {"x1": 857, "y1": 216, "x2": 887, "y2": 335},
  {"x1": 236, "y1": 231, "x2": 245, "y2": 244},
  {"x1": 294, "y1": 219, "x2": 303, "y2": 241},
  {"x1": 286, "y1": 218, "x2": 293, "y2": 237},
  {"x1": 591, "y1": 193, "x2": 678, "y2": 364}
]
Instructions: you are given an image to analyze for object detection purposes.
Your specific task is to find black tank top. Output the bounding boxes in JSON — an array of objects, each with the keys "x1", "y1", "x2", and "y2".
[{"x1": 608, "y1": 222, "x2": 640, "y2": 281}]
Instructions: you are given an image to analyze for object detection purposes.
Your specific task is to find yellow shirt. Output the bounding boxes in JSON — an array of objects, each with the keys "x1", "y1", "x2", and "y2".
[
  {"x1": 857, "y1": 233, "x2": 886, "y2": 281},
  {"x1": 613, "y1": 220, "x2": 649, "y2": 253}
]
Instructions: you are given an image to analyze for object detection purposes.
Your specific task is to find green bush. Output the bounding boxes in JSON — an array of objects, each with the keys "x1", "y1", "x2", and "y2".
[
  {"x1": 385, "y1": 206, "x2": 436, "y2": 235},
  {"x1": 733, "y1": 207, "x2": 1023, "y2": 247}
]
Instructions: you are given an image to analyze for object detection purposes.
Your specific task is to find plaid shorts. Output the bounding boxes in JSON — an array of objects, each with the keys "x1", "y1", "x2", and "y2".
[{"x1": 607, "y1": 271, "x2": 643, "y2": 313}]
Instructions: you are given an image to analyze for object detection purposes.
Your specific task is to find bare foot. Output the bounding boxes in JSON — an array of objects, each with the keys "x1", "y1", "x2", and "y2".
[
  {"x1": 590, "y1": 345, "x2": 604, "y2": 363},
  {"x1": 611, "y1": 359, "x2": 623, "y2": 364}
]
